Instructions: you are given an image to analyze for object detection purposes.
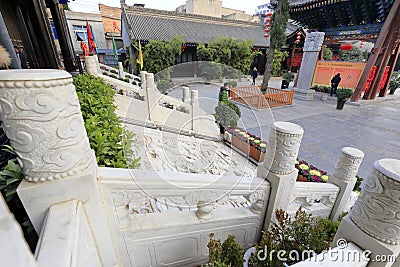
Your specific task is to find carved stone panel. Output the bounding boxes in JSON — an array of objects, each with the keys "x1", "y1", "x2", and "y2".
[
  {"x1": 0, "y1": 70, "x2": 94, "y2": 182},
  {"x1": 303, "y1": 32, "x2": 325, "y2": 52}
]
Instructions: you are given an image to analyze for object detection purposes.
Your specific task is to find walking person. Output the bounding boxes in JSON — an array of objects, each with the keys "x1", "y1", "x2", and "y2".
[
  {"x1": 330, "y1": 73, "x2": 341, "y2": 96},
  {"x1": 251, "y1": 67, "x2": 258, "y2": 85}
]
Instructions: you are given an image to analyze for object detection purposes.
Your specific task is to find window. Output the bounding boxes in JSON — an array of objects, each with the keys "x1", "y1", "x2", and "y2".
[{"x1": 73, "y1": 25, "x2": 87, "y2": 42}]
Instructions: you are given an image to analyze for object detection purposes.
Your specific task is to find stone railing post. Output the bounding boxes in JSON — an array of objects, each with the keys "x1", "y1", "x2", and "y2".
[
  {"x1": 140, "y1": 71, "x2": 147, "y2": 90},
  {"x1": 329, "y1": 147, "x2": 364, "y2": 221},
  {"x1": 0, "y1": 69, "x2": 117, "y2": 266},
  {"x1": 294, "y1": 32, "x2": 325, "y2": 101},
  {"x1": 333, "y1": 159, "x2": 400, "y2": 267},
  {"x1": 118, "y1": 62, "x2": 125, "y2": 79},
  {"x1": 84, "y1": 55, "x2": 99, "y2": 75},
  {"x1": 145, "y1": 72, "x2": 158, "y2": 121},
  {"x1": 191, "y1": 90, "x2": 200, "y2": 131},
  {"x1": 257, "y1": 122, "x2": 304, "y2": 229},
  {"x1": 182, "y1": 86, "x2": 190, "y2": 103}
]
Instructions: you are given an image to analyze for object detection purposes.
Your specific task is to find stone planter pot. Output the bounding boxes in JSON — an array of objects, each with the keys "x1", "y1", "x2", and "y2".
[
  {"x1": 336, "y1": 99, "x2": 346, "y2": 110},
  {"x1": 249, "y1": 146, "x2": 265, "y2": 162},
  {"x1": 232, "y1": 135, "x2": 249, "y2": 155},
  {"x1": 297, "y1": 174, "x2": 309, "y2": 182}
]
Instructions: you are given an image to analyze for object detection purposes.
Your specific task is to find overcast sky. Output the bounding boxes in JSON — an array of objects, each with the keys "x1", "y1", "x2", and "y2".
[{"x1": 68, "y1": 0, "x2": 267, "y2": 15}]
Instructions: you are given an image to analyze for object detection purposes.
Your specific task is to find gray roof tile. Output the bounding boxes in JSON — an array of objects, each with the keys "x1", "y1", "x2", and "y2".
[{"x1": 124, "y1": 7, "x2": 269, "y2": 47}]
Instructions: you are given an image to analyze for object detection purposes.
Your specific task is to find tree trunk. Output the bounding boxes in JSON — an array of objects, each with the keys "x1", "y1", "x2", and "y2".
[{"x1": 261, "y1": 0, "x2": 285, "y2": 93}]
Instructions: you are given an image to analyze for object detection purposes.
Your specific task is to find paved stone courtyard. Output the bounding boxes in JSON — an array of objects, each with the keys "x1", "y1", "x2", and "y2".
[{"x1": 169, "y1": 79, "x2": 400, "y2": 178}]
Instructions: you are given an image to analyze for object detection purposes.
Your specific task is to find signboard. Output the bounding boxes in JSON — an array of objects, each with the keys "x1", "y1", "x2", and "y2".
[{"x1": 312, "y1": 61, "x2": 366, "y2": 89}]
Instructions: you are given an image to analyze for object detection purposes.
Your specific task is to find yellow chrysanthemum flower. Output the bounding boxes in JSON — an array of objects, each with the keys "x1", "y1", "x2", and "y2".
[
  {"x1": 310, "y1": 170, "x2": 321, "y2": 176},
  {"x1": 295, "y1": 160, "x2": 299, "y2": 165},
  {"x1": 254, "y1": 140, "x2": 261, "y2": 144},
  {"x1": 260, "y1": 143, "x2": 267, "y2": 147},
  {"x1": 299, "y1": 164, "x2": 309, "y2": 170},
  {"x1": 321, "y1": 175, "x2": 328, "y2": 182}
]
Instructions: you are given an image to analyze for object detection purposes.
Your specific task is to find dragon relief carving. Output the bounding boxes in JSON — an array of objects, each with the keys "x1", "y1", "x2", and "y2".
[{"x1": 111, "y1": 189, "x2": 265, "y2": 227}]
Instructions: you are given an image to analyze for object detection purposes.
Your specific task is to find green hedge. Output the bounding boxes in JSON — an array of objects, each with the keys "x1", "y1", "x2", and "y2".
[{"x1": 73, "y1": 74, "x2": 140, "y2": 168}]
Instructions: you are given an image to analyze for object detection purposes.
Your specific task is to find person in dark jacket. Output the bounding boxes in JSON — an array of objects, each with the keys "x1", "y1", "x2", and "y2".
[
  {"x1": 330, "y1": 73, "x2": 341, "y2": 96},
  {"x1": 251, "y1": 67, "x2": 258, "y2": 85}
]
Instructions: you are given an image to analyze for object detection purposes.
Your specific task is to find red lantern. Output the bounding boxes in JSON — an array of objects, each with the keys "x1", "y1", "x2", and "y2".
[
  {"x1": 340, "y1": 43, "x2": 353, "y2": 51},
  {"x1": 296, "y1": 36, "x2": 301, "y2": 40},
  {"x1": 266, "y1": 12, "x2": 273, "y2": 16},
  {"x1": 264, "y1": 29, "x2": 270, "y2": 33},
  {"x1": 295, "y1": 40, "x2": 300, "y2": 44},
  {"x1": 266, "y1": 17, "x2": 271, "y2": 22},
  {"x1": 360, "y1": 45, "x2": 363, "y2": 49},
  {"x1": 297, "y1": 32, "x2": 302, "y2": 36},
  {"x1": 264, "y1": 33, "x2": 269, "y2": 38},
  {"x1": 265, "y1": 23, "x2": 270, "y2": 27}
]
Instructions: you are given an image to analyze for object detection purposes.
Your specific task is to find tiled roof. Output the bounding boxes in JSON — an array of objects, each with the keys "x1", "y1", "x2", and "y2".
[{"x1": 124, "y1": 7, "x2": 269, "y2": 47}]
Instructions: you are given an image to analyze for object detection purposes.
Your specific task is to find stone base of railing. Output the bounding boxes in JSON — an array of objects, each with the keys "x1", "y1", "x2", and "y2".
[{"x1": 333, "y1": 215, "x2": 400, "y2": 267}]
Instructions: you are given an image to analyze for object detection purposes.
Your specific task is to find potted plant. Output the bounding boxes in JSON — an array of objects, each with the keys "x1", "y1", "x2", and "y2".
[
  {"x1": 335, "y1": 88, "x2": 353, "y2": 110},
  {"x1": 281, "y1": 72, "x2": 295, "y2": 89},
  {"x1": 214, "y1": 102, "x2": 239, "y2": 135},
  {"x1": 388, "y1": 72, "x2": 400, "y2": 95}
]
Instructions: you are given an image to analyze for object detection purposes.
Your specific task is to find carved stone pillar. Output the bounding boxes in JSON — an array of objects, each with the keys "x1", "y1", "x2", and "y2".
[
  {"x1": 0, "y1": 70, "x2": 94, "y2": 182},
  {"x1": 145, "y1": 72, "x2": 158, "y2": 121},
  {"x1": 118, "y1": 62, "x2": 125, "y2": 79},
  {"x1": 0, "y1": 69, "x2": 117, "y2": 266},
  {"x1": 333, "y1": 159, "x2": 400, "y2": 267},
  {"x1": 350, "y1": 159, "x2": 400, "y2": 245},
  {"x1": 191, "y1": 90, "x2": 200, "y2": 132},
  {"x1": 258, "y1": 122, "x2": 304, "y2": 229},
  {"x1": 182, "y1": 86, "x2": 190, "y2": 103},
  {"x1": 329, "y1": 147, "x2": 364, "y2": 220},
  {"x1": 294, "y1": 32, "x2": 325, "y2": 101},
  {"x1": 84, "y1": 55, "x2": 99, "y2": 75},
  {"x1": 140, "y1": 71, "x2": 147, "y2": 90}
]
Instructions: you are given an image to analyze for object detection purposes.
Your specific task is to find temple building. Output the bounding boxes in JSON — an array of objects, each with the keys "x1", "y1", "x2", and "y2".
[{"x1": 121, "y1": 4, "x2": 269, "y2": 75}]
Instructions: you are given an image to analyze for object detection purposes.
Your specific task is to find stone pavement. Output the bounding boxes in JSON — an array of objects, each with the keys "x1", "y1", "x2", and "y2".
[{"x1": 168, "y1": 78, "x2": 400, "y2": 178}]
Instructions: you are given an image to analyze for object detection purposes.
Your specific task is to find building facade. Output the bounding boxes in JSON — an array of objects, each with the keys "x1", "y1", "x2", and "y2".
[
  {"x1": 176, "y1": 0, "x2": 255, "y2": 22},
  {"x1": 255, "y1": 2, "x2": 274, "y2": 15}
]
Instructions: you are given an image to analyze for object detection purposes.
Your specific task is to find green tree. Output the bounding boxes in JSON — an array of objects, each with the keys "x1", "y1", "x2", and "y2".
[
  {"x1": 271, "y1": 49, "x2": 289, "y2": 76},
  {"x1": 142, "y1": 35, "x2": 184, "y2": 76},
  {"x1": 323, "y1": 46, "x2": 333, "y2": 60},
  {"x1": 261, "y1": 0, "x2": 290, "y2": 92},
  {"x1": 339, "y1": 46, "x2": 365, "y2": 62},
  {"x1": 197, "y1": 37, "x2": 254, "y2": 76}
]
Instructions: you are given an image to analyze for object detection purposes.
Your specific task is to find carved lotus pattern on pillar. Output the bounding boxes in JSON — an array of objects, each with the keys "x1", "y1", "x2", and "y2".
[{"x1": 350, "y1": 169, "x2": 400, "y2": 245}]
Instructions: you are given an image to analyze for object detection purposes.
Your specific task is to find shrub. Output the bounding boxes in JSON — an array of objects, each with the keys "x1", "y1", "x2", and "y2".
[
  {"x1": 157, "y1": 80, "x2": 172, "y2": 94},
  {"x1": 282, "y1": 72, "x2": 295, "y2": 82},
  {"x1": 207, "y1": 233, "x2": 244, "y2": 267},
  {"x1": 0, "y1": 146, "x2": 37, "y2": 251},
  {"x1": 336, "y1": 88, "x2": 354, "y2": 101},
  {"x1": 224, "y1": 100, "x2": 241, "y2": 118},
  {"x1": 73, "y1": 74, "x2": 140, "y2": 168},
  {"x1": 214, "y1": 102, "x2": 239, "y2": 128},
  {"x1": 227, "y1": 80, "x2": 238, "y2": 88},
  {"x1": 250, "y1": 208, "x2": 344, "y2": 266}
]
